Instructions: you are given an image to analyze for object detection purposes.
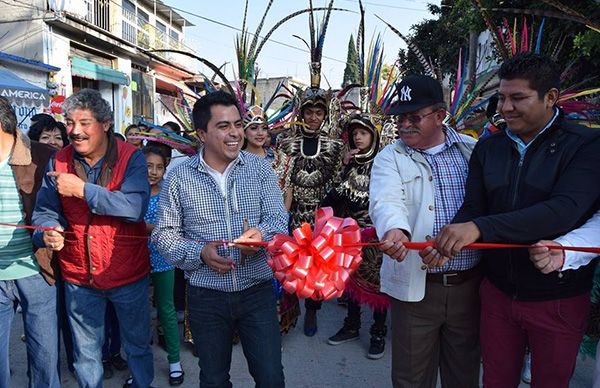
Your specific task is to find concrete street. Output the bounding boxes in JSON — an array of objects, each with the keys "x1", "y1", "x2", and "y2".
[{"x1": 8, "y1": 300, "x2": 595, "y2": 387}]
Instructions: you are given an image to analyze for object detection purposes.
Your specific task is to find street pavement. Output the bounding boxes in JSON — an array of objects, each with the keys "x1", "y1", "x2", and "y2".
[{"x1": 8, "y1": 299, "x2": 595, "y2": 387}]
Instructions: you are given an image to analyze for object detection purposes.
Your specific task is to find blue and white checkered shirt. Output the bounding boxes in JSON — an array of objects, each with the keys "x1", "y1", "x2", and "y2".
[
  {"x1": 409, "y1": 127, "x2": 481, "y2": 272},
  {"x1": 151, "y1": 150, "x2": 288, "y2": 292}
]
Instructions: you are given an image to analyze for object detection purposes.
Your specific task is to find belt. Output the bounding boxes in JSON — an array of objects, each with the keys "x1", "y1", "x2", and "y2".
[{"x1": 426, "y1": 266, "x2": 481, "y2": 287}]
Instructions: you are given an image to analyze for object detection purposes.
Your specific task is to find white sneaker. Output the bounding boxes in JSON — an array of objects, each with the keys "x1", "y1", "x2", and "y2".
[{"x1": 521, "y1": 352, "x2": 531, "y2": 384}]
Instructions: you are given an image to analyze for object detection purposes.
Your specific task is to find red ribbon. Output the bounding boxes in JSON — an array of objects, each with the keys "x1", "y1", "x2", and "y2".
[{"x1": 266, "y1": 208, "x2": 363, "y2": 301}]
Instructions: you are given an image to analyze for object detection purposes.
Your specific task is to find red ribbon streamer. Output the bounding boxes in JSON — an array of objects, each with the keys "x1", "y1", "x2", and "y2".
[
  {"x1": 266, "y1": 208, "x2": 363, "y2": 301},
  {"x1": 3, "y1": 222, "x2": 600, "y2": 255}
]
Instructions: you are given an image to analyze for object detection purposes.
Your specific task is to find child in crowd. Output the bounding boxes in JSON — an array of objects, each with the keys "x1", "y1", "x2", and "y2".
[{"x1": 142, "y1": 146, "x2": 184, "y2": 386}]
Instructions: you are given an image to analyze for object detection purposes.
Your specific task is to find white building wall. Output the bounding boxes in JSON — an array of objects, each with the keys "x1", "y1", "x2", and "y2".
[{"x1": 114, "y1": 57, "x2": 133, "y2": 134}]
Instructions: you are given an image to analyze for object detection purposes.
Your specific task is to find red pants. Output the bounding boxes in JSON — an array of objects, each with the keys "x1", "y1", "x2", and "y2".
[{"x1": 480, "y1": 278, "x2": 590, "y2": 388}]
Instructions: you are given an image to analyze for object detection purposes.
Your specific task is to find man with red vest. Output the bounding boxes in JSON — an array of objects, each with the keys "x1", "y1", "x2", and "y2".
[{"x1": 32, "y1": 89, "x2": 153, "y2": 388}]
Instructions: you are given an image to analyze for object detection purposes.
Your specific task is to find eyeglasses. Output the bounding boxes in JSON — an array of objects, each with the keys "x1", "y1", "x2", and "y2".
[{"x1": 395, "y1": 110, "x2": 439, "y2": 125}]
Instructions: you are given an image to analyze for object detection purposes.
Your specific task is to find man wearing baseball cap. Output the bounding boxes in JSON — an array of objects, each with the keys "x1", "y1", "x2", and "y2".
[{"x1": 370, "y1": 74, "x2": 482, "y2": 387}]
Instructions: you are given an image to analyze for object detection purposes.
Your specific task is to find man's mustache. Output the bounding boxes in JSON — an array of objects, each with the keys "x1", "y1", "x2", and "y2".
[
  {"x1": 398, "y1": 128, "x2": 421, "y2": 133},
  {"x1": 69, "y1": 135, "x2": 88, "y2": 141}
]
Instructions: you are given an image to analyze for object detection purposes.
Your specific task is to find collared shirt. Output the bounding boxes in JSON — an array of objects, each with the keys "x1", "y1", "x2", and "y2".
[
  {"x1": 198, "y1": 152, "x2": 239, "y2": 196},
  {"x1": 151, "y1": 150, "x2": 287, "y2": 292},
  {"x1": 506, "y1": 108, "x2": 559, "y2": 157},
  {"x1": 32, "y1": 148, "x2": 150, "y2": 247},
  {"x1": 406, "y1": 126, "x2": 481, "y2": 272}
]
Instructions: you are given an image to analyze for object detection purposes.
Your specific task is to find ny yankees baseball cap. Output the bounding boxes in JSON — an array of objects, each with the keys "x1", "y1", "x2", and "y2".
[{"x1": 387, "y1": 75, "x2": 444, "y2": 115}]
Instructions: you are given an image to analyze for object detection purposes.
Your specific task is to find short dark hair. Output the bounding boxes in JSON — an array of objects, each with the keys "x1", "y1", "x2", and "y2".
[
  {"x1": 63, "y1": 89, "x2": 113, "y2": 123},
  {"x1": 30, "y1": 113, "x2": 55, "y2": 128},
  {"x1": 146, "y1": 140, "x2": 172, "y2": 165},
  {"x1": 142, "y1": 145, "x2": 168, "y2": 166},
  {"x1": 28, "y1": 119, "x2": 69, "y2": 146},
  {"x1": 124, "y1": 124, "x2": 138, "y2": 137},
  {"x1": 192, "y1": 91, "x2": 240, "y2": 131},
  {"x1": 0, "y1": 97, "x2": 17, "y2": 135},
  {"x1": 498, "y1": 53, "x2": 560, "y2": 99},
  {"x1": 162, "y1": 121, "x2": 181, "y2": 134}
]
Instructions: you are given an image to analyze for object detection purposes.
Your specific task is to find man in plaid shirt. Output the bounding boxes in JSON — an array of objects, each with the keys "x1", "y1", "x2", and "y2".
[
  {"x1": 152, "y1": 91, "x2": 287, "y2": 387},
  {"x1": 370, "y1": 75, "x2": 481, "y2": 388}
]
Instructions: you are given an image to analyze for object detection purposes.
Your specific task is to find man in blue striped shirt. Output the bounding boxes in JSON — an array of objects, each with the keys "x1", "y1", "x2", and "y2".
[{"x1": 152, "y1": 91, "x2": 287, "y2": 387}]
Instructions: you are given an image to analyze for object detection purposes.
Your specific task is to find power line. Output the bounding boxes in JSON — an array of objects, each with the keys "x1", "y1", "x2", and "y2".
[
  {"x1": 336, "y1": 0, "x2": 431, "y2": 12},
  {"x1": 165, "y1": 4, "x2": 348, "y2": 64}
]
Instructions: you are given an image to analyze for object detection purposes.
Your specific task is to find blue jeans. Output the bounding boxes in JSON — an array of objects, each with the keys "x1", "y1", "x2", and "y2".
[
  {"x1": 0, "y1": 273, "x2": 60, "y2": 388},
  {"x1": 65, "y1": 276, "x2": 154, "y2": 388},
  {"x1": 188, "y1": 281, "x2": 284, "y2": 388}
]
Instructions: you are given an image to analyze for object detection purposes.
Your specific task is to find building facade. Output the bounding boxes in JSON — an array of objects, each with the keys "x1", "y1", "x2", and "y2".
[{"x1": 0, "y1": 0, "x2": 200, "y2": 133}]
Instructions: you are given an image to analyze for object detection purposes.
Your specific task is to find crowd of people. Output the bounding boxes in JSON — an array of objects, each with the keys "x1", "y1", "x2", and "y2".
[{"x1": 0, "y1": 48, "x2": 599, "y2": 388}]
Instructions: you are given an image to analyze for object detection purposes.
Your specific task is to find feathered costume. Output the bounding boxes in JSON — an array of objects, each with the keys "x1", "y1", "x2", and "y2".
[
  {"x1": 325, "y1": 1, "x2": 397, "y2": 313},
  {"x1": 272, "y1": 0, "x2": 345, "y2": 232}
]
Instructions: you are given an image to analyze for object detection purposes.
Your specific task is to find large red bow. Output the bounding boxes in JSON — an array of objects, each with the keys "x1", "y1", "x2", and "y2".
[{"x1": 267, "y1": 208, "x2": 363, "y2": 301}]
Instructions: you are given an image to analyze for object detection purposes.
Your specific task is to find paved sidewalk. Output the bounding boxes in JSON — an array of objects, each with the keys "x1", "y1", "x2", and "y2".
[{"x1": 7, "y1": 300, "x2": 595, "y2": 387}]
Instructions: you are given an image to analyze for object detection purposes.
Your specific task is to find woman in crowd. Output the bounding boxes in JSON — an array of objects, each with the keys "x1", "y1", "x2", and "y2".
[
  {"x1": 142, "y1": 145, "x2": 184, "y2": 386},
  {"x1": 243, "y1": 106, "x2": 274, "y2": 161},
  {"x1": 27, "y1": 118, "x2": 69, "y2": 150}
]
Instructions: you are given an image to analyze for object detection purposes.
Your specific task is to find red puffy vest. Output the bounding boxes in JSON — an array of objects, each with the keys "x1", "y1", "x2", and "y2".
[{"x1": 54, "y1": 140, "x2": 149, "y2": 289}]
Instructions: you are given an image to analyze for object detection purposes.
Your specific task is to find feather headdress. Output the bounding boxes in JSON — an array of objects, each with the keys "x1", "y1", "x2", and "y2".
[
  {"x1": 333, "y1": 1, "x2": 398, "y2": 149},
  {"x1": 375, "y1": 14, "x2": 438, "y2": 80}
]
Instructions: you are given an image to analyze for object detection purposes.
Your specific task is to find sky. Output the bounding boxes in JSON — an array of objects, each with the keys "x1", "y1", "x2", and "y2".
[{"x1": 163, "y1": 0, "x2": 441, "y2": 88}]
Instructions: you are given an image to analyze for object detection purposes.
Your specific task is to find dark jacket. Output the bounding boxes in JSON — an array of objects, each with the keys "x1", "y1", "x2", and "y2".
[
  {"x1": 454, "y1": 110, "x2": 600, "y2": 301},
  {"x1": 9, "y1": 131, "x2": 56, "y2": 284}
]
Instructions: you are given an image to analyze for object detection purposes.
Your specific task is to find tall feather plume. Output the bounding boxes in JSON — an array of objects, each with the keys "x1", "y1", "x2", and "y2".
[
  {"x1": 316, "y1": 0, "x2": 335, "y2": 62},
  {"x1": 241, "y1": 0, "x2": 249, "y2": 48},
  {"x1": 357, "y1": 0, "x2": 366, "y2": 86},
  {"x1": 248, "y1": 0, "x2": 274, "y2": 58},
  {"x1": 450, "y1": 48, "x2": 463, "y2": 114},
  {"x1": 541, "y1": 0, "x2": 589, "y2": 21},
  {"x1": 236, "y1": 0, "x2": 275, "y2": 89},
  {"x1": 375, "y1": 14, "x2": 437, "y2": 79},
  {"x1": 551, "y1": 34, "x2": 567, "y2": 60},
  {"x1": 254, "y1": 7, "x2": 350, "y2": 59},
  {"x1": 535, "y1": 18, "x2": 546, "y2": 54},
  {"x1": 513, "y1": 17, "x2": 517, "y2": 54},
  {"x1": 211, "y1": 62, "x2": 228, "y2": 85},
  {"x1": 484, "y1": 7, "x2": 599, "y2": 29},
  {"x1": 293, "y1": 34, "x2": 311, "y2": 51},
  {"x1": 235, "y1": 32, "x2": 250, "y2": 81},
  {"x1": 308, "y1": 0, "x2": 316, "y2": 59},
  {"x1": 520, "y1": 17, "x2": 528, "y2": 53},
  {"x1": 235, "y1": 1, "x2": 250, "y2": 81},
  {"x1": 503, "y1": 18, "x2": 515, "y2": 55},
  {"x1": 541, "y1": 0, "x2": 600, "y2": 30},
  {"x1": 472, "y1": 0, "x2": 509, "y2": 60},
  {"x1": 528, "y1": 18, "x2": 535, "y2": 53},
  {"x1": 143, "y1": 49, "x2": 233, "y2": 95}
]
